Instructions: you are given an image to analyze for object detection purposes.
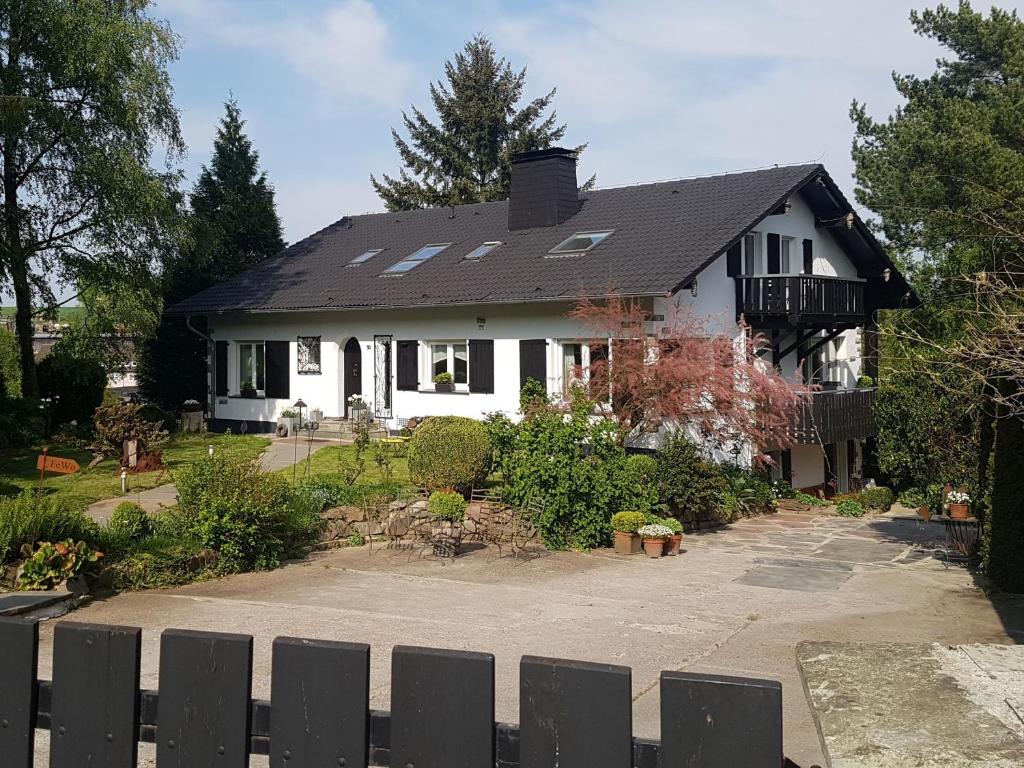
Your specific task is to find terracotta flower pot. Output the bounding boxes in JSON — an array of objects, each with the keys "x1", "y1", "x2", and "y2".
[
  {"x1": 642, "y1": 538, "x2": 665, "y2": 558},
  {"x1": 949, "y1": 503, "x2": 970, "y2": 520},
  {"x1": 613, "y1": 530, "x2": 641, "y2": 555},
  {"x1": 917, "y1": 506, "x2": 932, "y2": 522},
  {"x1": 664, "y1": 534, "x2": 682, "y2": 556}
]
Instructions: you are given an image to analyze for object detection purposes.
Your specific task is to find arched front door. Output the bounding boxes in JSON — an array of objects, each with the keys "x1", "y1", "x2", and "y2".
[{"x1": 343, "y1": 337, "x2": 362, "y2": 418}]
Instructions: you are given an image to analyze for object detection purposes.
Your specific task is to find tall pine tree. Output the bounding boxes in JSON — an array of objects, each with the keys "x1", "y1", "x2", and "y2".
[
  {"x1": 371, "y1": 35, "x2": 592, "y2": 211},
  {"x1": 138, "y1": 99, "x2": 284, "y2": 412}
]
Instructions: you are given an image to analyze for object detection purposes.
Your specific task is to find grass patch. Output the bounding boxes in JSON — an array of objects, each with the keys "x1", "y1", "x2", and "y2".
[
  {"x1": 0, "y1": 434, "x2": 270, "y2": 511},
  {"x1": 276, "y1": 443, "x2": 412, "y2": 486}
]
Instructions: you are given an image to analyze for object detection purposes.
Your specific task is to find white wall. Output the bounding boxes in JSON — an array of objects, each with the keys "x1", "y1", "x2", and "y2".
[{"x1": 208, "y1": 301, "x2": 607, "y2": 427}]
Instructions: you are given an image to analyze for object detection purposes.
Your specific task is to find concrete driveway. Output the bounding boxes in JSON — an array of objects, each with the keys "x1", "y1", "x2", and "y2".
[{"x1": 34, "y1": 512, "x2": 1024, "y2": 766}]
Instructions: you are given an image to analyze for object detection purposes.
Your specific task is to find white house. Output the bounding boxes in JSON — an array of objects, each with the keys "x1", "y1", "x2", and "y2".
[{"x1": 169, "y1": 148, "x2": 914, "y2": 496}]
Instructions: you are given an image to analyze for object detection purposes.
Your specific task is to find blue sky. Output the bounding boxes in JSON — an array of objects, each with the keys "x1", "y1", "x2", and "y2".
[{"x1": 158, "y1": 0, "x2": 974, "y2": 245}]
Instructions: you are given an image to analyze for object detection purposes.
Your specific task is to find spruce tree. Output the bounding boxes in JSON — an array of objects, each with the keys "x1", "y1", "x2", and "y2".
[
  {"x1": 371, "y1": 35, "x2": 593, "y2": 211},
  {"x1": 138, "y1": 100, "x2": 285, "y2": 412}
]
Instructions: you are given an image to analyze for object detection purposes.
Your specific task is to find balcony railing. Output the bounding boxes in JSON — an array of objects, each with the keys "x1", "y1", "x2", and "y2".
[
  {"x1": 736, "y1": 274, "x2": 865, "y2": 324},
  {"x1": 793, "y1": 387, "x2": 876, "y2": 445}
]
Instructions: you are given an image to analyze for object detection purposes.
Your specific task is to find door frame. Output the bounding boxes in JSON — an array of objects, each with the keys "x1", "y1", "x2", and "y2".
[{"x1": 342, "y1": 337, "x2": 362, "y2": 419}]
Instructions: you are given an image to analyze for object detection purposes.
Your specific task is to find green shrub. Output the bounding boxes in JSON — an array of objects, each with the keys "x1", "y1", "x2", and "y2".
[
  {"x1": 408, "y1": 416, "x2": 491, "y2": 493},
  {"x1": 494, "y1": 394, "x2": 631, "y2": 550},
  {"x1": 654, "y1": 433, "x2": 728, "y2": 519},
  {"x1": 835, "y1": 500, "x2": 866, "y2": 517},
  {"x1": 519, "y1": 378, "x2": 549, "y2": 412},
  {"x1": 176, "y1": 454, "x2": 322, "y2": 573},
  {"x1": 794, "y1": 491, "x2": 822, "y2": 506},
  {"x1": 346, "y1": 531, "x2": 365, "y2": 547},
  {"x1": 428, "y1": 490, "x2": 467, "y2": 522},
  {"x1": 36, "y1": 334, "x2": 107, "y2": 427},
  {"x1": 0, "y1": 396, "x2": 44, "y2": 448},
  {"x1": 109, "y1": 502, "x2": 153, "y2": 543},
  {"x1": 897, "y1": 488, "x2": 927, "y2": 508},
  {"x1": 772, "y1": 480, "x2": 797, "y2": 499},
  {"x1": 984, "y1": 404, "x2": 1024, "y2": 592},
  {"x1": 0, "y1": 327, "x2": 21, "y2": 397},
  {"x1": 610, "y1": 511, "x2": 647, "y2": 533},
  {"x1": 17, "y1": 539, "x2": 103, "y2": 590},
  {"x1": 660, "y1": 516, "x2": 683, "y2": 534},
  {"x1": 857, "y1": 375, "x2": 875, "y2": 388},
  {"x1": 0, "y1": 494, "x2": 99, "y2": 563},
  {"x1": 616, "y1": 454, "x2": 661, "y2": 517},
  {"x1": 721, "y1": 464, "x2": 776, "y2": 517},
  {"x1": 859, "y1": 486, "x2": 894, "y2": 511},
  {"x1": 108, "y1": 539, "x2": 207, "y2": 590}
]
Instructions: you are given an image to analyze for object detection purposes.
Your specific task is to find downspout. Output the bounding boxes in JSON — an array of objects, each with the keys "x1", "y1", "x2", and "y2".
[{"x1": 185, "y1": 315, "x2": 216, "y2": 421}]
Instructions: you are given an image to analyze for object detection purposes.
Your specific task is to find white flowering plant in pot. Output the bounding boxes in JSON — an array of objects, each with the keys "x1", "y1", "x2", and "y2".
[
  {"x1": 637, "y1": 523, "x2": 672, "y2": 541},
  {"x1": 947, "y1": 490, "x2": 971, "y2": 504}
]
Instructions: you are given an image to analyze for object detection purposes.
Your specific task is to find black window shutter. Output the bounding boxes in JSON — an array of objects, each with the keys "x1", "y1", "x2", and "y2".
[
  {"x1": 265, "y1": 341, "x2": 290, "y2": 399},
  {"x1": 726, "y1": 242, "x2": 742, "y2": 276},
  {"x1": 766, "y1": 233, "x2": 780, "y2": 273},
  {"x1": 802, "y1": 238, "x2": 814, "y2": 274},
  {"x1": 215, "y1": 341, "x2": 228, "y2": 396},
  {"x1": 469, "y1": 340, "x2": 494, "y2": 394},
  {"x1": 397, "y1": 340, "x2": 418, "y2": 391},
  {"x1": 519, "y1": 339, "x2": 547, "y2": 390}
]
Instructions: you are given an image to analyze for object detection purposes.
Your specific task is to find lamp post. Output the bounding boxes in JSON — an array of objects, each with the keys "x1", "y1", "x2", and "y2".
[{"x1": 291, "y1": 399, "x2": 307, "y2": 484}]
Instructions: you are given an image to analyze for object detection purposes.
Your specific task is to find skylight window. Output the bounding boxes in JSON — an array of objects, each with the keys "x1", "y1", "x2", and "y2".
[
  {"x1": 347, "y1": 248, "x2": 384, "y2": 266},
  {"x1": 548, "y1": 230, "x2": 614, "y2": 256},
  {"x1": 382, "y1": 243, "x2": 451, "y2": 274},
  {"x1": 463, "y1": 241, "x2": 502, "y2": 261}
]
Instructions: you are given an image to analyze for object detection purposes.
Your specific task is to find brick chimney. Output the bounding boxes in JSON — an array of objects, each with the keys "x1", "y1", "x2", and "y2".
[{"x1": 508, "y1": 147, "x2": 580, "y2": 231}]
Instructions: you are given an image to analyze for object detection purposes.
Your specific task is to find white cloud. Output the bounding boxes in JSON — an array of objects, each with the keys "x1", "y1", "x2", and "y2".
[{"x1": 159, "y1": 0, "x2": 412, "y2": 108}]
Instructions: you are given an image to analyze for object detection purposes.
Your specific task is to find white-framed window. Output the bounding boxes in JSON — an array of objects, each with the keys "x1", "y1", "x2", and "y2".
[
  {"x1": 238, "y1": 342, "x2": 265, "y2": 394},
  {"x1": 553, "y1": 340, "x2": 609, "y2": 399},
  {"x1": 424, "y1": 341, "x2": 469, "y2": 389},
  {"x1": 742, "y1": 231, "x2": 762, "y2": 274}
]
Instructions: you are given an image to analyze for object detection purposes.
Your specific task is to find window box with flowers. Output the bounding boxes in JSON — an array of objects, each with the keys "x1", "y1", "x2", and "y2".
[{"x1": 433, "y1": 371, "x2": 455, "y2": 393}]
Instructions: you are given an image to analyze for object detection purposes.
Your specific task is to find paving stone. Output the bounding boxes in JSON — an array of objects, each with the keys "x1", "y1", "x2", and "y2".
[{"x1": 734, "y1": 564, "x2": 852, "y2": 592}]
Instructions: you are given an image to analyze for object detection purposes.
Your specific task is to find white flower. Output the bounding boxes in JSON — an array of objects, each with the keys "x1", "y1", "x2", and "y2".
[
  {"x1": 947, "y1": 490, "x2": 971, "y2": 504},
  {"x1": 637, "y1": 524, "x2": 672, "y2": 539}
]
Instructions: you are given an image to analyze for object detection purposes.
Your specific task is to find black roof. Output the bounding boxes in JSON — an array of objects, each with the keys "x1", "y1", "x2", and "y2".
[{"x1": 168, "y1": 163, "x2": 912, "y2": 315}]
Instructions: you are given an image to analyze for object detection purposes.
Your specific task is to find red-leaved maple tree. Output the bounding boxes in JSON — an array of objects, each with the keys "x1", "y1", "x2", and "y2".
[{"x1": 569, "y1": 294, "x2": 810, "y2": 462}]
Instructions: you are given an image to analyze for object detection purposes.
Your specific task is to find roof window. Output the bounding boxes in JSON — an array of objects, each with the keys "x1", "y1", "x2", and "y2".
[
  {"x1": 548, "y1": 230, "x2": 614, "y2": 256},
  {"x1": 346, "y1": 248, "x2": 384, "y2": 266},
  {"x1": 462, "y1": 241, "x2": 502, "y2": 261},
  {"x1": 382, "y1": 243, "x2": 451, "y2": 274}
]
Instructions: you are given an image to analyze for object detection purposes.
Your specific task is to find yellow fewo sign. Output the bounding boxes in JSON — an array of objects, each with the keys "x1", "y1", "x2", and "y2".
[{"x1": 36, "y1": 453, "x2": 80, "y2": 475}]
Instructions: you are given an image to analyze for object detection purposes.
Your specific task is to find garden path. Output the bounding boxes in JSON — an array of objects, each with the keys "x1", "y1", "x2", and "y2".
[{"x1": 84, "y1": 437, "x2": 333, "y2": 522}]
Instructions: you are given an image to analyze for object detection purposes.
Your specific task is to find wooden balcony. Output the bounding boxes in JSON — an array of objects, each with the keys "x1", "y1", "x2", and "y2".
[
  {"x1": 793, "y1": 387, "x2": 876, "y2": 445},
  {"x1": 736, "y1": 274, "x2": 865, "y2": 327}
]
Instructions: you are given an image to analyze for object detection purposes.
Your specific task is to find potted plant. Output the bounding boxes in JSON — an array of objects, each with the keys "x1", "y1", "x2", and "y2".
[
  {"x1": 429, "y1": 489, "x2": 466, "y2": 557},
  {"x1": 181, "y1": 399, "x2": 204, "y2": 432},
  {"x1": 637, "y1": 523, "x2": 672, "y2": 559},
  {"x1": 661, "y1": 516, "x2": 684, "y2": 556},
  {"x1": 610, "y1": 511, "x2": 646, "y2": 555},
  {"x1": 433, "y1": 371, "x2": 455, "y2": 392},
  {"x1": 947, "y1": 490, "x2": 971, "y2": 520},
  {"x1": 240, "y1": 379, "x2": 257, "y2": 398},
  {"x1": 278, "y1": 408, "x2": 299, "y2": 436}
]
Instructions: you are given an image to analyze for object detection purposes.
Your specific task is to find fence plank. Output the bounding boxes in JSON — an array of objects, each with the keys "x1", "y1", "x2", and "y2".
[
  {"x1": 156, "y1": 629, "x2": 252, "y2": 768},
  {"x1": 391, "y1": 645, "x2": 494, "y2": 768},
  {"x1": 0, "y1": 617, "x2": 38, "y2": 768},
  {"x1": 659, "y1": 671, "x2": 783, "y2": 768},
  {"x1": 270, "y1": 637, "x2": 370, "y2": 768},
  {"x1": 50, "y1": 622, "x2": 141, "y2": 768},
  {"x1": 519, "y1": 656, "x2": 632, "y2": 768}
]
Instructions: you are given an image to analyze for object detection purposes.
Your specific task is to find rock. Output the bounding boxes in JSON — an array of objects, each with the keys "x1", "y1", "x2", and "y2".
[
  {"x1": 186, "y1": 548, "x2": 218, "y2": 572},
  {"x1": 777, "y1": 499, "x2": 811, "y2": 512},
  {"x1": 353, "y1": 521, "x2": 383, "y2": 537},
  {"x1": 389, "y1": 499, "x2": 409, "y2": 511},
  {"x1": 339, "y1": 505, "x2": 365, "y2": 522}
]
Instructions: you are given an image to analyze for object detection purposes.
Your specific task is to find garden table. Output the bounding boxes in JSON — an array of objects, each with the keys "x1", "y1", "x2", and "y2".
[{"x1": 937, "y1": 515, "x2": 980, "y2": 567}]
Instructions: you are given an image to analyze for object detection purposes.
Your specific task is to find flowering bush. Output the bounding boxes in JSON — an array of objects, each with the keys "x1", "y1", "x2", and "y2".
[
  {"x1": 947, "y1": 490, "x2": 971, "y2": 504},
  {"x1": 637, "y1": 523, "x2": 672, "y2": 540}
]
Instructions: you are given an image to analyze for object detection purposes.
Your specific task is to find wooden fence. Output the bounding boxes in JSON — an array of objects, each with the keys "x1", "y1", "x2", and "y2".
[{"x1": 0, "y1": 617, "x2": 787, "y2": 768}]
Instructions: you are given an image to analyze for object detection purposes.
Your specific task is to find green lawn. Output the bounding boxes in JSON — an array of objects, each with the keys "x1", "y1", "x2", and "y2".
[
  {"x1": 0, "y1": 434, "x2": 270, "y2": 510},
  {"x1": 278, "y1": 443, "x2": 411, "y2": 486}
]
